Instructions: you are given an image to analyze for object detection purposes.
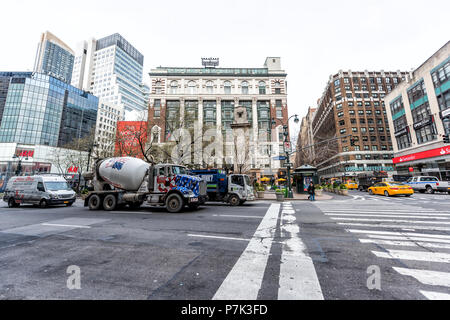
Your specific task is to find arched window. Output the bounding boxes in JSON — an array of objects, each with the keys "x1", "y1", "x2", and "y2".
[
  {"x1": 275, "y1": 81, "x2": 281, "y2": 94},
  {"x1": 188, "y1": 81, "x2": 197, "y2": 94},
  {"x1": 206, "y1": 81, "x2": 214, "y2": 94},
  {"x1": 242, "y1": 81, "x2": 249, "y2": 95},
  {"x1": 170, "y1": 81, "x2": 178, "y2": 94},
  {"x1": 259, "y1": 81, "x2": 266, "y2": 95},
  {"x1": 154, "y1": 81, "x2": 162, "y2": 94},
  {"x1": 224, "y1": 81, "x2": 232, "y2": 94}
]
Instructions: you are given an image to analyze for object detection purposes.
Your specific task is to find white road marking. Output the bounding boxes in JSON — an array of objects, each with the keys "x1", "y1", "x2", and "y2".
[
  {"x1": 322, "y1": 210, "x2": 449, "y2": 213},
  {"x1": 278, "y1": 205, "x2": 324, "y2": 300},
  {"x1": 326, "y1": 213, "x2": 450, "y2": 219},
  {"x1": 393, "y1": 267, "x2": 450, "y2": 287},
  {"x1": 213, "y1": 204, "x2": 280, "y2": 300},
  {"x1": 372, "y1": 249, "x2": 450, "y2": 263},
  {"x1": 188, "y1": 234, "x2": 250, "y2": 242},
  {"x1": 420, "y1": 290, "x2": 450, "y2": 300},
  {"x1": 331, "y1": 217, "x2": 450, "y2": 225},
  {"x1": 347, "y1": 229, "x2": 450, "y2": 239},
  {"x1": 213, "y1": 214, "x2": 263, "y2": 219},
  {"x1": 338, "y1": 223, "x2": 450, "y2": 232},
  {"x1": 366, "y1": 235, "x2": 450, "y2": 244},
  {"x1": 360, "y1": 238, "x2": 450, "y2": 250},
  {"x1": 41, "y1": 223, "x2": 91, "y2": 229}
]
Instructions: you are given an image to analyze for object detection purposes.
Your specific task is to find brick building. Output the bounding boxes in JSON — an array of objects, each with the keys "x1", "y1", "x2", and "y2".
[{"x1": 312, "y1": 70, "x2": 409, "y2": 179}]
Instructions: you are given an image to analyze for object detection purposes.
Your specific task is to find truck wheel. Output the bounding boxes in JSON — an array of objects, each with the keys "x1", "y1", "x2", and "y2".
[
  {"x1": 88, "y1": 195, "x2": 102, "y2": 210},
  {"x1": 229, "y1": 195, "x2": 240, "y2": 207},
  {"x1": 166, "y1": 194, "x2": 184, "y2": 213},
  {"x1": 103, "y1": 195, "x2": 117, "y2": 211},
  {"x1": 39, "y1": 199, "x2": 48, "y2": 208},
  {"x1": 8, "y1": 198, "x2": 18, "y2": 208},
  {"x1": 426, "y1": 186, "x2": 434, "y2": 194}
]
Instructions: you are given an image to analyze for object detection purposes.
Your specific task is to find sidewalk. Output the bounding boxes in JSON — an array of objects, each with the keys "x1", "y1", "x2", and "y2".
[{"x1": 260, "y1": 191, "x2": 333, "y2": 201}]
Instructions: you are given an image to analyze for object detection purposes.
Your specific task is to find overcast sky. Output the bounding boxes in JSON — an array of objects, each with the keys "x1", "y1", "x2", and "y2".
[{"x1": 1, "y1": 0, "x2": 449, "y2": 130}]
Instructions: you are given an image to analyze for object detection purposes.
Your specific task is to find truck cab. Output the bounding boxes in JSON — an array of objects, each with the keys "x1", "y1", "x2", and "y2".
[{"x1": 190, "y1": 170, "x2": 255, "y2": 206}]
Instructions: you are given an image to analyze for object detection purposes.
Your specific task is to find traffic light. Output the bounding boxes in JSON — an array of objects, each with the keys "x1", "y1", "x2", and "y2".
[{"x1": 444, "y1": 134, "x2": 450, "y2": 144}]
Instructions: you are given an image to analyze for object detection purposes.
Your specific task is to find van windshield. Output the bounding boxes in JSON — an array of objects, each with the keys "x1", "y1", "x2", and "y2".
[{"x1": 45, "y1": 181, "x2": 72, "y2": 191}]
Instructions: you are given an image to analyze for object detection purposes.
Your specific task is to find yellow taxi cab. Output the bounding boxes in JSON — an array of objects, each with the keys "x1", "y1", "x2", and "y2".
[
  {"x1": 368, "y1": 182, "x2": 414, "y2": 197},
  {"x1": 344, "y1": 181, "x2": 359, "y2": 190}
]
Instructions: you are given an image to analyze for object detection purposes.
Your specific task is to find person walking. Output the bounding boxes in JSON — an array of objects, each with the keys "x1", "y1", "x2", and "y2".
[{"x1": 307, "y1": 182, "x2": 316, "y2": 201}]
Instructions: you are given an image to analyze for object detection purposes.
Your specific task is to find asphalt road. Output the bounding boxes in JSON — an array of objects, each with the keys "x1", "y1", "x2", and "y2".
[{"x1": 0, "y1": 191, "x2": 449, "y2": 300}]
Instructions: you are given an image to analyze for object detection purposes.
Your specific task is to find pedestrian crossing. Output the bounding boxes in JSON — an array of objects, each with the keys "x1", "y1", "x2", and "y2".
[
  {"x1": 315, "y1": 201, "x2": 450, "y2": 300},
  {"x1": 213, "y1": 202, "x2": 323, "y2": 300}
]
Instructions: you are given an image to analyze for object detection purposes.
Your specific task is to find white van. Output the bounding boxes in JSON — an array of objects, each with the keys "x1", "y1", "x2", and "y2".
[{"x1": 3, "y1": 176, "x2": 77, "y2": 208}]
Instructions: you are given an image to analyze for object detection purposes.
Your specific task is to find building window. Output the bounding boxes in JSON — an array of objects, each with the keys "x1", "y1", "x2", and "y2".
[
  {"x1": 259, "y1": 81, "x2": 266, "y2": 95},
  {"x1": 340, "y1": 129, "x2": 347, "y2": 134},
  {"x1": 416, "y1": 125, "x2": 437, "y2": 144},
  {"x1": 242, "y1": 81, "x2": 249, "y2": 95},
  {"x1": 276, "y1": 100, "x2": 283, "y2": 118},
  {"x1": 154, "y1": 99, "x2": 161, "y2": 118},
  {"x1": 372, "y1": 146, "x2": 378, "y2": 151},
  {"x1": 206, "y1": 81, "x2": 214, "y2": 94},
  {"x1": 188, "y1": 81, "x2": 197, "y2": 95},
  {"x1": 275, "y1": 81, "x2": 282, "y2": 94},
  {"x1": 355, "y1": 154, "x2": 362, "y2": 160},
  {"x1": 155, "y1": 81, "x2": 162, "y2": 94},
  {"x1": 224, "y1": 81, "x2": 232, "y2": 94},
  {"x1": 437, "y1": 89, "x2": 450, "y2": 112},
  {"x1": 432, "y1": 61, "x2": 450, "y2": 88},
  {"x1": 170, "y1": 81, "x2": 178, "y2": 94},
  {"x1": 408, "y1": 80, "x2": 427, "y2": 104}
]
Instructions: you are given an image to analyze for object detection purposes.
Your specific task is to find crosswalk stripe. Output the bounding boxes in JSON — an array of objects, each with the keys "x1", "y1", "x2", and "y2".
[
  {"x1": 347, "y1": 229, "x2": 450, "y2": 239},
  {"x1": 338, "y1": 223, "x2": 450, "y2": 231},
  {"x1": 331, "y1": 217, "x2": 450, "y2": 225},
  {"x1": 372, "y1": 249, "x2": 450, "y2": 263},
  {"x1": 367, "y1": 235, "x2": 450, "y2": 244},
  {"x1": 393, "y1": 267, "x2": 450, "y2": 287},
  {"x1": 320, "y1": 209, "x2": 448, "y2": 213},
  {"x1": 213, "y1": 204, "x2": 280, "y2": 300},
  {"x1": 420, "y1": 290, "x2": 450, "y2": 300},
  {"x1": 360, "y1": 238, "x2": 450, "y2": 250},
  {"x1": 326, "y1": 213, "x2": 450, "y2": 219},
  {"x1": 278, "y1": 205, "x2": 323, "y2": 300}
]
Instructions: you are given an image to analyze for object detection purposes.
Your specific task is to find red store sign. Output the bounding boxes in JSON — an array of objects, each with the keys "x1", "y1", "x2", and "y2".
[{"x1": 393, "y1": 146, "x2": 450, "y2": 164}]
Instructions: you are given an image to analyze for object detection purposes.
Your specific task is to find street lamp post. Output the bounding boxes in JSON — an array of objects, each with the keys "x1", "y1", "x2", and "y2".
[
  {"x1": 84, "y1": 143, "x2": 98, "y2": 189},
  {"x1": 272, "y1": 115, "x2": 300, "y2": 199}
]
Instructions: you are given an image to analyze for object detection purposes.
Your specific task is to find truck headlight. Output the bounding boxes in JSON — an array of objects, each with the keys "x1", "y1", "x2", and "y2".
[{"x1": 50, "y1": 194, "x2": 58, "y2": 199}]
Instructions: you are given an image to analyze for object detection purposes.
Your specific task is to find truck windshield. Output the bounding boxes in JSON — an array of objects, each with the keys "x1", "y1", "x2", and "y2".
[
  {"x1": 244, "y1": 176, "x2": 251, "y2": 186},
  {"x1": 45, "y1": 182, "x2": 72, "y2": 191},
  {"x1": 172, "y1": 166, "x2": 188, "y2": 175}
]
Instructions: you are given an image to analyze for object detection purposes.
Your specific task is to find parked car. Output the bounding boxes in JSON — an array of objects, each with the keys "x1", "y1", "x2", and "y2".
[
  {"x1": 406, "y1": 176, "x2": 450, "y2": 194},
  {"x1": 3, "y1": 176, "x2": 77, "y2": 208},
  {"x1": 344, "y1": 181, "x2": 359, "y2": 190},
  {"x1": 368, "y1": 182, "x2": 414, "y2": 197}
]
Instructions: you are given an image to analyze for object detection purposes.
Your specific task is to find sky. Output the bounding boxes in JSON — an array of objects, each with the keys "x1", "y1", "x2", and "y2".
[{"x1": 1, "y1": 0, "x2": 449, "y2": 138}]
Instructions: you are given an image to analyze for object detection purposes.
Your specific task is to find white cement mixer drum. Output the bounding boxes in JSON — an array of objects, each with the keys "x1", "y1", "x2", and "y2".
[{"x1": 99, "y1": 157, "x2": 150, "y2": 191}]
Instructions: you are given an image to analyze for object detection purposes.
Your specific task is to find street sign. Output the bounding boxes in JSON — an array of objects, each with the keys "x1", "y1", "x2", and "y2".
[
  {"x1": 274, "y1": 156, "x2": 287, "y2": 161},
  {"x1": 284, "y1": 142, "x2": 292, "y2": 152}
]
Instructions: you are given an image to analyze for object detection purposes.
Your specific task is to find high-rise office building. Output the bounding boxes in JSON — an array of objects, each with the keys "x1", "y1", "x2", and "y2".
[
  {"x1": 34, "y1": 31, "x2": 75, "y2": 84},
  {"x1": 71, "y1": 33, "x2": 148, "y2": 120}
]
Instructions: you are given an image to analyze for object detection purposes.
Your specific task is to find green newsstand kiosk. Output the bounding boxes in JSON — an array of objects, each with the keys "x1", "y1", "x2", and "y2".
[{"x1": 293, "y1": 165, "x2": 319, "y2": 194}]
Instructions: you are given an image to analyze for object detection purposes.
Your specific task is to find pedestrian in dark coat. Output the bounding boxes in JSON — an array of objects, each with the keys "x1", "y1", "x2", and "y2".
[{"x1": 307, "y1": 182, "x2": 316, "y2": 201}]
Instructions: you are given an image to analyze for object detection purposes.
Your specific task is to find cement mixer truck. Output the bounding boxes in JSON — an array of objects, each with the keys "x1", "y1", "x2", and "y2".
[{"x1": 82, "y1": 157, "x2": 207, "y2": 213}]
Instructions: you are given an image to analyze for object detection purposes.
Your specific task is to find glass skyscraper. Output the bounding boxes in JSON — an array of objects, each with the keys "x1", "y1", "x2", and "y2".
[
  {"x1": 0, "y1": 72, "x2": 98, "y2": 147},
  {"x1": 34, "y1": 31, "x2": 75, "y2": 84},
  {"x1": 71, "y1": 33, "x2": 147, "y2": 120}
]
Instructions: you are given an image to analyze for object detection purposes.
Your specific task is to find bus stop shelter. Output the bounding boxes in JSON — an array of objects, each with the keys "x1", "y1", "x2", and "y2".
[{"x1": 293, "y1": 165, "x2": 319, "y2": 194}]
